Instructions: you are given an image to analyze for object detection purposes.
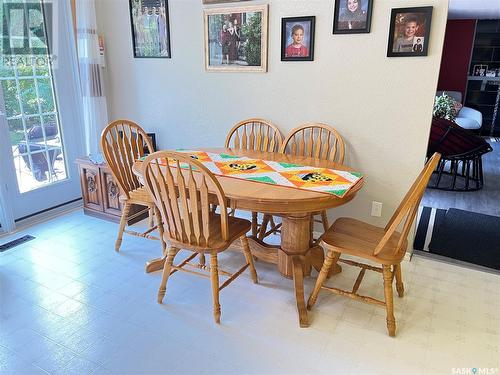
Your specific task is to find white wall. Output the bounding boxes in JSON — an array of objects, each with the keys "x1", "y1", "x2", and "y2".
[{"x1": 96, "y1": 0, "x2": 448, "y2": 228}]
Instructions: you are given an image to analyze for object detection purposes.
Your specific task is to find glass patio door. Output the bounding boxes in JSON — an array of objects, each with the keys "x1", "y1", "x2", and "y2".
[{"x1": 0, "y1": 0, "x2": 83, "y2": 226}]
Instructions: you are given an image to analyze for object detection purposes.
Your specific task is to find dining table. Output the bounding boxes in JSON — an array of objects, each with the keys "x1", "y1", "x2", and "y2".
[{"x1": 132, "y1": 147, "x2": 363, "y2": 327}]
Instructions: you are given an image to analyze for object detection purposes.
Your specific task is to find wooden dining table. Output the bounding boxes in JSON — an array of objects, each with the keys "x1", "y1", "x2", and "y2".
[{"x1": 132, "y1": 148, "x2": 363, "y2": 327}]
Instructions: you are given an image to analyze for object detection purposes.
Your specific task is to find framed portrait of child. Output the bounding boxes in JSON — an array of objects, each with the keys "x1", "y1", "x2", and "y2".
[
  {"x1": 387, "y1": 7, "x2": 433, "y2": 57},
  {"x1": 333, "y1": 0, "x2": 373, "y2": 34},
  {"x1": 281, "y1": 16, "x2": 315, "y2": 62}
]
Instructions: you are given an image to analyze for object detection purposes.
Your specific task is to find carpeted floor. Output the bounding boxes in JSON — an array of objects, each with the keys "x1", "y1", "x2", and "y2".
[{"x1": 415, "y1": 207, "x2": 500, "y2": 270}]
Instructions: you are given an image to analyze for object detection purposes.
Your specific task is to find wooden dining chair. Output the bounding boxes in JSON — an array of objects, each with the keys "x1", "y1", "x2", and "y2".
[
  {"x1": 307, "y1": 153, "x2": 441, "y2": 336},
  {"x1": 142, "y1": 151, "x2": 258, "y2": 324},
  {"x1": 225, "y1": 118, "x2": 284, "y2": 239},
  {"x1": 277, "y1": 123, "x2": 346, "y2": 239},
  {"x1": 100, "y1": 119, "x2": 166, "y2": 256}
]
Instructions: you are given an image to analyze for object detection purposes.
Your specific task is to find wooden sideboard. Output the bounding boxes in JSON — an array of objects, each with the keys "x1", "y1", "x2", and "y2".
[{"x1": 75, "y1": 157, "x2": 148, "y2": 225}]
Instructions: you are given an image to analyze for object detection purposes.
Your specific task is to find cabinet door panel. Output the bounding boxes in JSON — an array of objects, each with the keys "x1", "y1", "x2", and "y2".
[
  {"x1": 101, "y1": 169, "x2": 122, "y2": 217},
  {"x1": 79, "y1": 165, "x2": 102, "y2": 211}
]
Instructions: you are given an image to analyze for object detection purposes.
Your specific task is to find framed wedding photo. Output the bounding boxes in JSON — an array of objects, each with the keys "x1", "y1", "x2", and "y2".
[
  {"x1": 204, "y1": 5, "x2": 268, "y2": 72},
  {"x1": 281, "y1": 16, "x2": 315, "y2": 62},
  {"x1": 387, "y1": 7, "x2": 433, "y2": 57},
  {"x1": 129, "y1": 0, "x2": 171, "y2": 58},
  {"x1": 333, "y1": 0, "x2": 373, "y2": 34}
]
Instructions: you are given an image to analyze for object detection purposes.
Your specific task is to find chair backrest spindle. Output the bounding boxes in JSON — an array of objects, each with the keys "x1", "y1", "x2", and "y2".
[
  {"x1": 142, "y1": 151, "x2": 229, "y2": 249},
  {"x1": 225, "y1": 118, "x2": 283, "y2": 152},
  {"x1": 280, "y1": 123, "x2": 345, "y2": 164}
]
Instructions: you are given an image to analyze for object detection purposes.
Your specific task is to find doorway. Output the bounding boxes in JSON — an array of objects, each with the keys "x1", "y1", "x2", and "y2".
[
  {"x1": 0, "y1": 0, "x2": 83, "y2": 231},
  {"x1": 414, "y1": 18, "x2": 500, "y2": 272}
]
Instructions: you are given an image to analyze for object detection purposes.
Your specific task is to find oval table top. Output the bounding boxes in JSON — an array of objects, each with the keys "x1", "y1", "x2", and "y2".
[{"x1": 132, "y1": 148, "x2": 364, "y2": 214}]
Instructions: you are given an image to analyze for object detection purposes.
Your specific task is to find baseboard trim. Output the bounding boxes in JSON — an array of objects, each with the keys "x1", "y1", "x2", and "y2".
[{"x1": 0, "y1": 199, "x2": 83, "y2": 238}]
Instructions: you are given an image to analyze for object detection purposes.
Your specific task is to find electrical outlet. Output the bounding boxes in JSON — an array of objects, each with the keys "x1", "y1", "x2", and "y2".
[{"x1": 371, "y1": 201, "x2": 383, "y2": 217}]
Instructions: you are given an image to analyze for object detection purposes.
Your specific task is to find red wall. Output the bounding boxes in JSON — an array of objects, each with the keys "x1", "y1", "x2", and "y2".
[{"x1": 437, "y1": 20, "x2": 476, "y2": 102}]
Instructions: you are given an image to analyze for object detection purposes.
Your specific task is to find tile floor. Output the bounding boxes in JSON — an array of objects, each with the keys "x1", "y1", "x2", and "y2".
[{"x1": 0, "y1": 210, "x2": 499, "y2": 374}]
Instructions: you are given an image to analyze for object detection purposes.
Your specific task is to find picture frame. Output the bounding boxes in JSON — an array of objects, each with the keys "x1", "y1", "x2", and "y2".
[
  {"x1": 333, "y1": 0, "x2": 373, "y2": 34},
  {"x1": 129, "y1": 0, "x2": 171, "y2": 58},
  {"x1": 473, "y1": 64, "x2": 488, "y2": 76},
  {"x1": 281, "y1": 16, "x2": 315, "y2": 62},
  {"x1": 204, "y1": 4, "x2": 268, "y2": 72},
  {"x1": 387, "y1": 7, "x2": 433, "y2": 57}
]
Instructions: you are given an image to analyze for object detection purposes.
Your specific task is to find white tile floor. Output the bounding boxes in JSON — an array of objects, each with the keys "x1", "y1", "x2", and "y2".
[{"x1": 1, "y1": 210, "x2": 499, "y2": 375}]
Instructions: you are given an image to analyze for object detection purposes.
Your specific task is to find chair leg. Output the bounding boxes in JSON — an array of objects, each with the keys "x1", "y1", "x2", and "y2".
[
  {"x1": 154, "y1": 206, "x2": 167, "y2": 255},
  {"x1": 158, "y1": 247, "x2": 179, "y2": 303},
  {"x1": 240, "y1": 236, "x2": 258, "y2": 283},
  {"x1": 198, "y1": 253, "x2": 206, "y2": 268},
  {"x1": 321, "y1": 210, "x2": 329, "y2": 232},
  {"x1": 382, "y1": 265, "x2": 396, "y2": 337},
  {"x1": 210, "y1": 253, "x2": 221, "y2": 324},
  {"x1": 251, "y1": 212, "x2": 258, "y2": 237},
  {"x1": 394, "y1": 264, "x2": 404, "y2": 298},
  {"x1": 307, "y1": 249, "x2": 340, "y2": 310},
  {"x1": 258, "y1": 214, "x2": 271, "y2": 240},
  {"x1": 148, "y1": 207, "x2": 154, "y2": 228},
  {"x1": 115, "y1": 202, "x2": 131, "y2": 252}
]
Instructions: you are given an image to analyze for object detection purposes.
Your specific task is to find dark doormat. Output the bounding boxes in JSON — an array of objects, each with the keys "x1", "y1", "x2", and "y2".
[{"x1": 428, "y1": 208, "x2": 500, "y2": 270}]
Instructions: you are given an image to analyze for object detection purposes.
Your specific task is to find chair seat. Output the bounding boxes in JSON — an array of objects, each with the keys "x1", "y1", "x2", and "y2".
[
  {"x1": 166, "y1": 213, "x2": 251, "y2": 252},
  {"x1": 321, "y1": 218, "x2": 407, "y2": 265},
  {"x1": 120, "y1": 186, "x2": 154, "y2": 204}
]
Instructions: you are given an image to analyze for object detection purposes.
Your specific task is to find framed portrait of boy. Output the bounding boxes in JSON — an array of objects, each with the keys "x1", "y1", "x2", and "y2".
[
  {"x1": 333, "y1": 0, "x2": 373, "y2": 34},
  {"x1": 204, "y1": 4, "x2": 268, "y2": 72},
  {"x1": 129, "y1": 0, "x2": 171, "y2": 58},
  {"x1": 281, "y1": 16, "x2": 315, "y2": 62},
  {"x1": 387, "y1": 7, "x2": 433, "y2": 57}
]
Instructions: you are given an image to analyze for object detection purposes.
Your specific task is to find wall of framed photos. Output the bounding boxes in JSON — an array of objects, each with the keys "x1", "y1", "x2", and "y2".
[{"x1": 95, "y1": 0, "x2": 449, "y2": 226}]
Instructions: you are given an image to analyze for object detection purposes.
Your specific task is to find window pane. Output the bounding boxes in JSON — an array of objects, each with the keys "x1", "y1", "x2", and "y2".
[
  {"x1": 7, "y1": 118, "x2": 25, "y2": 146},
  {"x1": 0, "y1": 65, "x2": 15, "y2": 78},
  {"x1": 1, "y1": 80, "x2": 21, "y2": 117},
  {"x1": 35, "y1": 61, "x2": 50, "y2": 76},
  {"x1": 37, "y1": 78, "x2": 55, "y2": 113},
  {"x1": 19, "y1": 78, "x2": 39, "y2": 115}
]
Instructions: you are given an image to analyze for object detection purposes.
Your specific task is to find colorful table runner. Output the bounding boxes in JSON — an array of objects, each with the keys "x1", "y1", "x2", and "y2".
[{"x1": 143, "y1": 150, "x2": 363, "y2": 198}]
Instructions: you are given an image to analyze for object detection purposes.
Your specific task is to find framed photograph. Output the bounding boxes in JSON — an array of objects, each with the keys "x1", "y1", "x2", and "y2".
[
  {"x1": 202, "y1": 0, "x2": 250, "y2": 4},
  {"x1": 129, "y1": 0, "x2": 171, "y2": 58},
  {"x1": 387, "y1": 7, "x2": 433, "y2": 57},
  {"x1": 473, "y1": 64, "x2": 489, "y2": 76},
  {"x1": 333, "y1": 0, "x2": 373, "y2": 34},
  {"x1": 204, "y1": 5, "x2": 268, "y2": 72},
  {"x1": 281, "y1": 16, "x2": 315, "y2": 62}
]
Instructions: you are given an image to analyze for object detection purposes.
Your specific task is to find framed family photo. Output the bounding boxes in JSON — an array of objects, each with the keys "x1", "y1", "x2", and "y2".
[
  {"x1": 333, "y1": 0, "x2": 373, "y2": 34},
  {"x1": 129, "y1": 0, "x2": 171, "y2": 58},
  {"x1": 204, "y1": 5, "x2": 268, "y2": 72},
  {"x1": 387, "y1": 7, "x2": 433, "y2": 57},
  {"x1": 281, "y1": 16, "x2": 315, "y2": 62}
]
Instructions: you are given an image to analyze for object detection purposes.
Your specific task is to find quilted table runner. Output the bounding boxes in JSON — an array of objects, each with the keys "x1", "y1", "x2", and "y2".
[{"x1": 145, "y1": 150, "x2": 363, "y2": 198}]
